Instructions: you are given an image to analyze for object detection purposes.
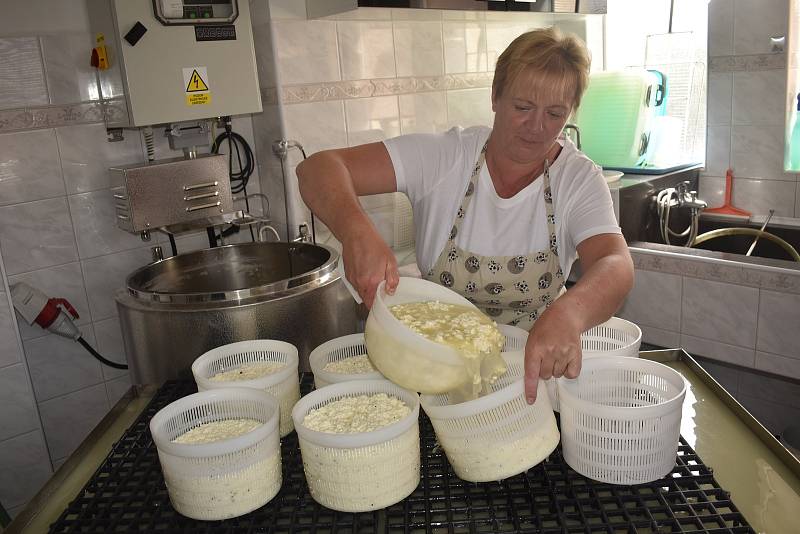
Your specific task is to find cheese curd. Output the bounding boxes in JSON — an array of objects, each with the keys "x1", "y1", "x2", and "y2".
[
  {"x1": 445, "y1": 422, "x2": 560, "y2": 482},
  {"x1": 303, "y1": 394, "x2": 410, "y2": 433},
  {"x1": 172, "y1": 419, "x2": 262, "y2": 444},
  {"x1": 322, "y1": 355, "x2": 376, "y2": 374},
  {"x1": 389, "y1": 301, "x2": 506, "y2": 401},
  {"x1": 164, "y1": 419, "x2": 281, "y2": 520},
  {"x1": 209, "y1": 361, "x2": 286, "y2": 382}
]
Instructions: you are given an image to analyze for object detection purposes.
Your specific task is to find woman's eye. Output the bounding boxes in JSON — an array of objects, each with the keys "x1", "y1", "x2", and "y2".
[
  {"x1": 548, "y1": 111, "x2": 565, "y2": 119},
  {"x1": 515, "y1": 106, "x2": 531, "y2": 112}
]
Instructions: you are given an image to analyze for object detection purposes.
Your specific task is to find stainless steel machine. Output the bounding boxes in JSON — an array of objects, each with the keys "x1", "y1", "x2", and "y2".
[{"x1": 116, "y1": 242, "x2": 359, "y2": 385}]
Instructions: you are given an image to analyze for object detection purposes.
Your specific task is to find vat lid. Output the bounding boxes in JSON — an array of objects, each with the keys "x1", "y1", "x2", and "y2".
[{"x1": 125, "y1": 242, "x2": 340, "y2": 304}]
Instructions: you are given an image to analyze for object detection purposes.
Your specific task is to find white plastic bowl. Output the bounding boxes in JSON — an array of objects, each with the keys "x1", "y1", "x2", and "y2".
[
  {"x1": 291, "y1": 379, "x2": 420, "y2": 512},
  {"x1": 558, "y1": 356, "x2": 687, "y2": 485},
  {"x1": 191, "y1": 340, "x2": 300, "y2": 437},
  {"x1": 364, "y1": 277, "x2": 490, "y2": 394},
  {"x1": 420, "y1": 354, "x2": 559, "y2": 482},
  {"x1": 308, "y1": 333, "x2": 384, "y2": 388},
  {"x1": 149, "y1": 387, "x2": 281, "y2": 521},
  {"x1": 547, "y1": 316, "x2": 642, "y2": 411}
]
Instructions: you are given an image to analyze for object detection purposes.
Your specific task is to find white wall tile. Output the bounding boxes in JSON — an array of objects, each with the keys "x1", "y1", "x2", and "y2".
[
  {"x1": 0, "y1": 295, "x2": 21, "y2": 368},
  {"x1": 0, "y1": 364, "x2": 40, "y2": 441},
  {"x1": 732, "y1": 70, "x2": 786, "y2": 126},
  {"x1": 0, "y1": 430, "x2": 52, "y2": 509},
  {"x1": 738, "y1": 368, "x2": 800, "y2": 409},
  {"x1": 93, "y1": 316, "x2": 129, "y2": 381},
  {"x1": 443, "y1": 22, "x2": 488, "y2": 74},
  {"x1": 732, "y1": 0, "x2": 788, "y2": 56},
  {"x1": 680, "y1": 332, "x2": 756, "y2": 368},
  {"x1": 0, "y1": 129, "x2": 65, "y2": 207},
  {"x1": 698, "y1": 175, "x2": 725, "y2": 208},
  {"x1": 252, "y1": 20, "x2": 277, "y2": 90},
  {"x1": 25, "y1": 329, "x2": 103, "y2": 402},
  {"x1": 266, "y1": 0, "x2": 307, "y2": 20},
  {"x1": 708, "y1": 0, "x2": 734, "y2": 56},
  {"x1": 399, "y1": 92, "x2": 447, "y2": 134},
  {"x1": 707, "y1": 72, "x2": 732, "y2": 126},
  {"x1": 617, "y1": 269, "x2": 682, "y2": 331},
  {"x1": 756, "y1": 289, "x2": 800, "y2": 358},
  {"x1": 486, "y1": 21, "x2": 551, "y2": 70},
  {"x1": 323, "y1": 7, "x2": 391, "y2": 21},
  {"x1": 0, "y1": 37, "x2": 48, "y2": 109},
  {"x1": 731, "y1": 125, "x2": 789, "y2": 181},
  {"x1": 731, "y1": 178, "x2": 797, "y2": 217},
  {"x1": 273, "y1": 20, "x2": 340, "y2": 85},
  {"x1": 283, "y1": 100, "x2": 347, "y2": 156},
  {"x1": 68, "y1": 190, "x2": 156, "y2": 259},
  {"x1": 442, "y1": 10, "x2": 485, "y2": 22},
  {"x1": 391, "y1": 8, "x2": 442, "y2": 21},
  {"x1": 81, "y1": 247, "x2": 152, "y2": 321},
  {"x1": 393, "y1": 21, "x2": 444, "y2": 77},
  {"x1": 105, "y1": 373, "x2": 132, "y2": 406},
  {"x1": 637, "y1": 324, "x2": 680, "y2": 349},
  {"x1": 8, "y1": 261, "x2": 92, "y2": 341},
  {"x1": 681, "y1": 277, "x2": 759, "y2": 349},
  {"x1": 344, "y1": 96, "x2": 400, "y2": 146},
  {"x1": 755, "y1": 351, "x2": 800, "y2": 380},
  {"x1": 57, "y1": 124, "x2": 143, "y2": 194},
  {"x1": 0, "y1": 197, "x2": 78, "y2": 275},
  {"x1": 337, "y1": 21, "x2": 396, "y2": 80},
  {"x1": 39, "y1": 32, "x2": 99, "y2": 104},
  {"x1": 445, "y1": 88, "x2": 493, "y2": 129},
  {"x1": 38, "y1": 383, "x2": 109, "y2": 461},
  {"x1": 705, "y1": 126, "x2": 731, "y2": 177}
]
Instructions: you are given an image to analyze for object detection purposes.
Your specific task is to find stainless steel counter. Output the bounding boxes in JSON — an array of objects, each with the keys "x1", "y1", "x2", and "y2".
[{"x1": 7, "y1": 349, "x2": 800, "y2": 533}]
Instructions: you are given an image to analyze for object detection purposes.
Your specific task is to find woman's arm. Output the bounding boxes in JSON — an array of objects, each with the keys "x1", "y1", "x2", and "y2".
[
  {"x1": 296, "y1": 142, "x2": 400, "y2": 307},
  {"x1": 523, "y1": 233, "x2": 634, "y2": 402}
]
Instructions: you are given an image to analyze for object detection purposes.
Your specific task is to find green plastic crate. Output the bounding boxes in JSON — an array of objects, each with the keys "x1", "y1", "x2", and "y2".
[{"x1": 575, "y1": 70, "x2": 665, "y2": 168}]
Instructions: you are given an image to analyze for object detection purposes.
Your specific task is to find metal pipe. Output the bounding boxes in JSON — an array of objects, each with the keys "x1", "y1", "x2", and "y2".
[{"x1": 745, "y1": 209, "x2": 774, "y2": 257}]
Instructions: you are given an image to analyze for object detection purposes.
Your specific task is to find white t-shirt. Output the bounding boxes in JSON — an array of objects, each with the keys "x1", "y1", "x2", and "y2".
[{"x1": 383, "y1": 125, "x2": 620, "y2": 277}]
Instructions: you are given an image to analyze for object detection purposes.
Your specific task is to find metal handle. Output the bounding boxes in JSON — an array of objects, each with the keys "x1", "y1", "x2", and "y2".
[
  {"x1": 184, "y1": 191, "x2": 219, "y2": 201},
  {"x1": 183, "y1": 181, "x2": 218, "y2": 191},
  {"x1": 185, "y1": 201, "x2": 221, "y2": 212}
]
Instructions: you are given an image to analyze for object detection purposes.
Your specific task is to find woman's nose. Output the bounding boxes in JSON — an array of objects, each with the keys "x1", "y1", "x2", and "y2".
[{"x1": 525, "y1": 112, "x2": 545, "y2": 132}]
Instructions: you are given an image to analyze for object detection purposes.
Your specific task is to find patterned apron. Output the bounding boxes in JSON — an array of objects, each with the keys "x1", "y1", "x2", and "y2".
[{"x1": 423, "y1": 141, "x2": 565, "y2": 331}]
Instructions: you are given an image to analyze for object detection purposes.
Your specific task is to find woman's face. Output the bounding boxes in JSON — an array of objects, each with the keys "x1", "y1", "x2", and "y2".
[{"x1": 491, "y1": 68, "x2": 575, "y2": 165}]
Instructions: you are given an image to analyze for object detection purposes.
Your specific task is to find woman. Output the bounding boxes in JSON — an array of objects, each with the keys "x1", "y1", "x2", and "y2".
[{"x1": 297, "y1": 27, "x2": 634, "y2": 403}]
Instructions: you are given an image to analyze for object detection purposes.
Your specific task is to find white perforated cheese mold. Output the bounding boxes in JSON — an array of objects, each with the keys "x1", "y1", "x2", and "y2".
[
  {"x1": 547, "y1": 316, "x2": 642, "y2": 411},
  {"x1": 558, "y1": 356, "x2": 686, "y2": 485},
  {"x1": 308, "y1": 333, "x2": 384, "y2": 389},
  {"x1": 420, "y1": 354, "x2": 560, "y2": 483},
  {"x1": 192, "y1": 340, "x2": 300, "y2": 437},
  {"x1": 149, "y1": 388, "x2": 281, "y2": 521},
  {"x1": 291, "y1": 379, "x2": 420, "y2": 512}
]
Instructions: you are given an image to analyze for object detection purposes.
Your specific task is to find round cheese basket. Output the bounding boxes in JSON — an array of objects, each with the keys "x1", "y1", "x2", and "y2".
[
  {"x1": 365, "y1": 277, "x2": 490, "y2": 394},
  {"x1": 497, "y1": 323, "x2": 528, "y2": 354},
  {"x1": 291, "y1": 379, "x2": 420, "y2": 512},
  {"x1": 558, "y1": 356, "x2": 687, "y2": 485},
  {"x1": 308, "y1": 333, "x2": 384, "y2": 388},
  {"x1": 547, "y1": 316, "x2": 642, "y2": 411},
  {"x1": 149, "y1": 387, "x2": 281, "y2": 521},
  {"x1": 420, "y1": 354, "x2": 559, "y2": 483},
  {"x1": 191, "y1": 340, "x2": 300, "y2": 437}
]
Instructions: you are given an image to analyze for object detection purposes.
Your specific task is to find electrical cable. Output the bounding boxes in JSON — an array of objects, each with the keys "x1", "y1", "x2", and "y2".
[
  {"x1": 168, "y1": 233, "x2": 178, "y2": 257},
  {"x1": 77, "y1": 336, "x2": 128, "y2": 370},
  {"x1": 212, "y1": 117, "x2": 256, "y2": 242}
]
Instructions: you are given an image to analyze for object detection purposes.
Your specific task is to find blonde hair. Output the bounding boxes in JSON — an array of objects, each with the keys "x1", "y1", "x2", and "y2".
[{"x1": 493, "y1": 27, "x2": 591, "y2": 111}]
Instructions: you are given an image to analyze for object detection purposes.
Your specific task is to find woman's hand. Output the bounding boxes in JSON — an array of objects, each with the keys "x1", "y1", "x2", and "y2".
[
  {"x1": 341, "y1": 225, "x2": 399, "y2": 309},
  {"x1": 523, "y1": 304, "x2": 583, "y2": 404}
]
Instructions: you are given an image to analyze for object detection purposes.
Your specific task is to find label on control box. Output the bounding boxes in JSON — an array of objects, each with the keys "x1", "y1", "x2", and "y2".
[{"x1": 183, "y1": 67, "x2": 211, "y2": 106}]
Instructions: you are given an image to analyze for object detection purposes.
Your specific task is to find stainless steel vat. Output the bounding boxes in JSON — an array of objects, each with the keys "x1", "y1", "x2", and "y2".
[{"x1": 116, "y1": 242, "x2": 358, "y2": 385}]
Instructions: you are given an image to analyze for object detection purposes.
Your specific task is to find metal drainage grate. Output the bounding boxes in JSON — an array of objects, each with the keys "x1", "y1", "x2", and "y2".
[{"x1": 49, "y1": 377, "x2": 755, "y2": 534}]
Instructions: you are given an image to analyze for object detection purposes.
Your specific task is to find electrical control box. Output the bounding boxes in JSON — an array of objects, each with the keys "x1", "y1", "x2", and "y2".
[{"x1": 88, "y1": 0, "x2": 262, "y2": 127}]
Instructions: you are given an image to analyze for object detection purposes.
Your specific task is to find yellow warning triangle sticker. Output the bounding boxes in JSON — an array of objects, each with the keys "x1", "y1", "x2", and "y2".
[{"x1": 186, "y1": 69, "x2": 209, "y2": 92}]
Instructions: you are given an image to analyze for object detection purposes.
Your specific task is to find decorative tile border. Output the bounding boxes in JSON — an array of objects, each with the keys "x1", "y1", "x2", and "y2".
[
  {"x1": 0, "y1": 98, "x2": 127, "y2": 134},
  {"x1": 709, "y1": 52, "x2": 785, "y2": 72},
  {"x1": 630, "y1": 245, "x2": 800, "y2": 295},
  {"x1": 272, "y1": 72, "x2": 494, "y2": 105}
]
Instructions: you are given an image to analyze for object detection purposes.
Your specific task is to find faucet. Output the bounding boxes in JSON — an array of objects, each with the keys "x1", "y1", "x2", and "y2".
[
  {"x1": 562, "y1": 124, "x2": 581, "y2": 150},
  {"x1": 676, "y1": 181, "x2": 707, "y2": 210}
]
